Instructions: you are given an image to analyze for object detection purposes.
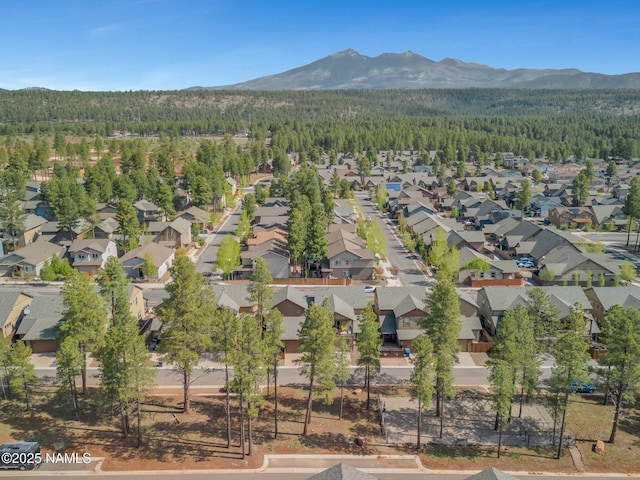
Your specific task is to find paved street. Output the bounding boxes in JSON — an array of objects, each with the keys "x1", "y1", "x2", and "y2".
[
  {"x1": 354, "y1": 192, "x2": 433, "y2": 287},
  {"x1": 34, "y1": 361, "x2": 554, "y2": 389},
  {"x1": 195, "y1": 204, "x2": 241, "y2": 275}
]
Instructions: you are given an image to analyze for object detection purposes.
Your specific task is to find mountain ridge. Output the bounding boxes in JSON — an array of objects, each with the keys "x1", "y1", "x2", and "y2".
[{"x1": 206, "y1": 49, "x2": 640, "y2": 90}]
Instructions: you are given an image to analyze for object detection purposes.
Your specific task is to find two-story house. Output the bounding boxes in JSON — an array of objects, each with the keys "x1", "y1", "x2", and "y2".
[
  {"x1": 548, "y1": 206, "x2": 594, "y2": 229},
  {"x1": 326, "y1": 228, "x2": 374, "y2": 280},
  {"x1": 68, "y1": 238, "x2": 118, "y2": 275}
]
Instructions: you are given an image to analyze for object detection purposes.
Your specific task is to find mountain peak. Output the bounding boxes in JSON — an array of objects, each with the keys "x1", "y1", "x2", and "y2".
[
  {"x1": 333, "y1": 48, "x2": 364, "y2": 58},
  {"x1": 209, "y1": 50, "x2": 640, "y2": 90}
]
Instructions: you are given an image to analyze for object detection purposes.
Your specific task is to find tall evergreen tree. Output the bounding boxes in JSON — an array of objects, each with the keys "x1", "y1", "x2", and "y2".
[
  {"x1": 623, "y1": 178, "x2": 640, "y2": 248},
  {"x1": 60, "y1": 271, "x2": 108, "y2": 395},
  {"x1": 210, "y1": 306, "x2": 240, "y2": 448},
  {"x1": 600, "y1": 305, "x2": 640, "y2": 444},
  {"x1": 56, "y1": 336, "x2": 83, "y2": 419},
  {"x1": 116, "y1": 199, "x2": 141, "y2": 253},
  {"x1": 263, "y1": 308, "x2": 284, "y2": 438},
  {"x1": 247, "y1": 257, "x2": 273, "y2": 329},
  {"x1": 335, "y1": 336, "x2": 351, "y2": 422},
  {"x1": 97, "y1": 256, "x2": 130, "y2": 322},
  {"x1": 156, "y1": 253, "x2": 215, "y2": 413},
  {"x1": 420, "y1": 272, "x2": 461, "y2": 438},
  {"x1": 488, "y1": 359, "x2": 515, "y2": 458},
  {"x1": 7, "y1": 341, "x2": 38, "y2": 410},
  {"x1": 356, "y1": 303, "x2": 382, "y2": 410},
  {"x1": 298, "y1": 300, "x2": 336, "y2": 436},
  {"x1": 550, "y1": 304, "x2": 590, "y2": 458},
  {"x1": 231, "y1": 313, "x2": 266, "y2": 458},
  {"x1": 409, "y1": 333, "x2": 435, "y2": 450}
]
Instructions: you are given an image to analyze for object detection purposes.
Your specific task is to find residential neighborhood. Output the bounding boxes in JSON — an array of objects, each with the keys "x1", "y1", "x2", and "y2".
[{"x1": 1, "y1": 136, "x2": 640, "y2": 474}]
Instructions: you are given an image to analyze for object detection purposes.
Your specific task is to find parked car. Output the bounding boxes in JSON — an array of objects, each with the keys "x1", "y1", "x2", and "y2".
[
  {"x1": 516, "y1": 259, "x2": 535, "y2": 268},
  {"x1": 0, "y1": 442, "x2": 40, "y2": 471},
  {"x1": 570, "y1": 380, "x2": 596, "y2": 394},
  {"x1": 364, "y1": 285, "x2": 376, "y2": 293}
]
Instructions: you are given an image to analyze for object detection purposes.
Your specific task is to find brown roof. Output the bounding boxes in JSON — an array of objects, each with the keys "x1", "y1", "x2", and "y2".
[{"x1": 247, "y1": 229, "x2": 288, "y2": 246}]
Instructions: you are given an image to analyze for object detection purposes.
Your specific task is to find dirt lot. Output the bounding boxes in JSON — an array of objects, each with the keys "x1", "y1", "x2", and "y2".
[{"x1": 0, "y1": 386, "x2": 637, "y2": 473}]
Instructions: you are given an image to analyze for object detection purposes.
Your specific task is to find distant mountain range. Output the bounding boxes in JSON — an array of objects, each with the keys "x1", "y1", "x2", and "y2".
[{"x1": 206, "y1": 49, "x2": 640, "y2": 90}]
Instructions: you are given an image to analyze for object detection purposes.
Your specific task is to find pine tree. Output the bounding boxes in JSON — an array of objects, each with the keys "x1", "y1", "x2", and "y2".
[
  {"x1": 335, "y1": 336, "x2": 351, "y2": 421},
  {"x1": 298, "y1": 300, "x2": 336, "y2": 436},
  {"x1": 600, "y1": 305, "x2": 640, "y2": 444},
  {"x1": 210, "y1": 306, "x2": 240, "y2": 448},
  {"x1": 116, "y1": 199, "x2": 141, "y2": 253},
  {"x1": 156, "y1": 253, "x2": 215, "y2": 413},
  {"x1": 516, "y1": 178, "x2": 532, "y2": 213},
  {"x1": 97, "y1": 256, "x2": 130, "y2": 322},
  {"x1": 263, "y1": 308, "x2": 284, "y2": 438},
  {"x1": 60, "y1": 271, "x2": 108, "y2": 395},
  {"x1": 56, "y1": 336, "x2": 83, "y2": 419},
  {"x1": 231, "y1": 313, "x2": 266, "y2": 458},
  {"x1": 550, "y1": 304, "x2": 590, "y2": 459},
  {"x1": 7, "y1": 341, "x2": 38, "y2": 410},
  {"x1": 526, "y1": 288, "x2": 561, "y2": 352},
  {"x1": 247, "y1": 257, "x2": 273, "y2": 328},
  {"x1": 488, "y1": 359, "x2": 515, "y2": 458},
  {"x1": 420, "y1": 272, "x2": 461, "y2": 438},
  {"x1": 409, "y1": 333, "x2": 435, "y2": 450},
  {"x1": 356, "y1": 303, "x2": 381, "y2": 410}
]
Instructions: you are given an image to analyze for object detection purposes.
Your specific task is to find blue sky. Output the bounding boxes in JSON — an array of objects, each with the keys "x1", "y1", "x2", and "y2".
[{"x1": 1, "y1": 0, "x2": 639, "y2": 91}]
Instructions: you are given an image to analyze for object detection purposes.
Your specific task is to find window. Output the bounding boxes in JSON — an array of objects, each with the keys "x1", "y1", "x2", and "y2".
[
  {"x1": 335, "y1": 260, "x2": 342, "y2": 266},
  {"x1": 491, "y1": 271, "x2": 496, "y2": 278},
  {"x1": 92, "y1": 253, "x2": 99, "y2": 259},
  {"x1": 403, "y1": 317, "x2": 410, "y2": 327}
]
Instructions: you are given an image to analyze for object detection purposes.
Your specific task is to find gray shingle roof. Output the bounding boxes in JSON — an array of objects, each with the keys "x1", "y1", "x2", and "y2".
[
  {"x1": 273, "y1": 286, "x2": 308, "y2": 310},
  {"x1": 465, "y1": 467, "x2": 520, "y2": 480},
  {"x1": 587, "y1": 286, "x2": 640, "y2": 311},
  {"x1": 17, "y1": 293, "x2": 64, "y2": 341},
  {"x1": 305, "y1": 463, "x2": 378, "y2": 480},
  {"x1": 375, "y1": 287, "x2": 428, "y2": 311}
]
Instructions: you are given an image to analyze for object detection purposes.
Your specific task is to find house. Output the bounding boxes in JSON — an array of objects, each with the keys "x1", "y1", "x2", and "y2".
[
  {"x1": 247, "y1": 228, "x2": 288, "y2": 246},
  {"x1": 15, "y1": 293, "x2": 64, "y2": 353},
  {"x1": 239, "y1": 239, "x2": 290, "y2": 279},
  {"x1": 548, "y1": 206, "x2": 594, "y2": 229},
  {"x1": 0, "y1": 240, "x2": 66, "y2": 278},
  {"x1": 68, "y1": 238, "x2": 118, "y2": 275},
  {"x1": 133, "y1": 199, "x2": 164, "y2": 225},
  {"x1": 539, "y1": 249, "x2": 622, "y2": 286},
  {"x1": 128, "y1": 284, "x2": 147, "y2": 321},
  {"x1": 22, "y1": 200, "x2": 55, "y2": 221},
  {"x1": 375, "y1": 286, "x2": 426, "y2": 349},
  {"x1": 177, "y1": 206, "x2": 212, "y2": 232},
  {"x1": 92, "y1": 217, "x2": 119, "y2": 240},
  {"x1": 457, "y1": 247, "x2": 522, "y2": 286},
  {"x1": 314, "y1": 286, "x2": 371, "y2": 341},
  {"x1": 119, "y1": 243, "x2": 175, "y2": 280},
  {"x1": 147, "y1": 217, "x2": 192, "y2": 249},
  {"x1": 210, "y1": 284, "x2": 254, "y2": 314},
  {"x1": 325, "y1": 228, "x2": 375, "y2": 280},
  {"x1": 477, "y1": 286, "x2": 592, "y2": 336},
  {"x1": 589, "y1": 205, "x2": 627, "y2": 231},
  {"x1": 273, "y1": 286, "x2": 308, "y2": 353},
  {"x1": 12, "y1": 214, "x2": 48, "y2": 248},
  {"x1": 447, "y1": 230, "x2": 486, "y2": 253},
  {"x1": 584, "y1": 286, "x2": 640, "y2": 327},
  {"x1": 0, "y1": 292, "x2": 33, "y2": 340},
  {"x1": 530, "y1": 194, "x2": 562, "y2": 218}
]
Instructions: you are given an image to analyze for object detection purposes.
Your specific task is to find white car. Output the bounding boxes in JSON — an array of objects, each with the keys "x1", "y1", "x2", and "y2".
[{"x1": 364, "y1": 286, "x2": 376, "y2": 293}]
